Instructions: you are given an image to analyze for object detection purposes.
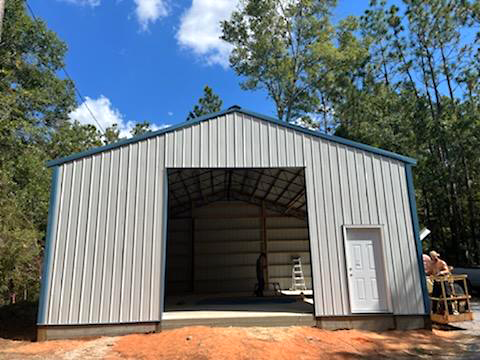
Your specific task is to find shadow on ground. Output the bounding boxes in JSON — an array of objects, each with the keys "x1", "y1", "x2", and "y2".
[
  {"x1": 0, "y1": 302, "x2": 37, "y2": 341},
  {"x1": 332, "y1": 329, "x2": 480, "y2": 359}
]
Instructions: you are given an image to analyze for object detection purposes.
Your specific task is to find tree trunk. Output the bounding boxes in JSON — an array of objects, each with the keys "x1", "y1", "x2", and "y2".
[
  {"x1": 421, "y1": 185, "x2": 433, "y2": 249},
  {"x1": 419, "y1": 55, "x2": 437, "y2": 121},
  {"x1": 380, "y1": 46, "x2": 390, "y2": 87},
  {"x1": 439, "y1": 44, "x2": 455, "y2": 102},
  {"x1": 462, "y1": 154, "x2": 478, "y2": 264}
]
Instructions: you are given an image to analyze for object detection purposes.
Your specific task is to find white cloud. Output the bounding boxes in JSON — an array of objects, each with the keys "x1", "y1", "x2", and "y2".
[
  {"x1": 69, "y1": 95, "x2": 170, "y2": 138},
  {"x1": 152, "y1": 123, "x2": 171, "y2": 131},
  {"x1": 59, "y1": 0, "x2": 101, "y2": 7},
  {"x1": 134, "y1": 0, "x2": 169, "y2": 30},
  {"x1": 70, "y1": 96, "x2": 122, "y2": 131},
  {"x1": 177, "y1": 0, "x2": 237, "y2": 67}
]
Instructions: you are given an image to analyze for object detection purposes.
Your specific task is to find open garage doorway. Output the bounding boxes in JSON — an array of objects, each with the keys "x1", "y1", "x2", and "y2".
[{"x1": 163, "y1": 168, "x2": 315, "y2": 327}]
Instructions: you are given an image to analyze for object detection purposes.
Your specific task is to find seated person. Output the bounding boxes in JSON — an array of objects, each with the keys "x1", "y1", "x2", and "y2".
[
  {"x1": 423, "y1": 253, "x2": 433, "y2": 275},
  {"x1": 429, "y1": 251, "x2": 453, "y2": 314},
  {"x1": 430, "y1": 251, "x2": 449, "y2": 276}
]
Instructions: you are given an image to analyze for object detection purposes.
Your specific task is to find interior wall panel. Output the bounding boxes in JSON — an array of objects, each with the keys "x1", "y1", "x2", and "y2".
[
  {"x1": 186, "y1": 202, "x2": 312, "y2": 294},
  {"x1": 165, "y1": 218, "x2": 192, "y2": 295}
]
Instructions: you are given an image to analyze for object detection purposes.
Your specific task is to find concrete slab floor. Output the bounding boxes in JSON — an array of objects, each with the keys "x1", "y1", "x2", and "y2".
[
  {"x1": 163, "y1": 310, "x2": 313, "y2": 320},
  {"x1": 164, "y1": 294, "x2": 314, "y2": 320}
]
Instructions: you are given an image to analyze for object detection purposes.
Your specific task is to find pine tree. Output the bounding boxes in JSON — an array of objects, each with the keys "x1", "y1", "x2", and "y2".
[{"x1": 187, "y1": 85, "x2": 223, "y2": 120}]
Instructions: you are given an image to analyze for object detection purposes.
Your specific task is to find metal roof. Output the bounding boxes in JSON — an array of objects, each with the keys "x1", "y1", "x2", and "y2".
[{"x1": 47, "y1": 106, "x2": 416, "y2": 167}]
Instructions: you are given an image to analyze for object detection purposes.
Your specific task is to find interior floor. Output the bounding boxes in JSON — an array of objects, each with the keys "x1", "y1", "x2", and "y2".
[
  {"x1": 165, "y1": 293, "x2": 313, "y2": 313},
  {"x1": 163, "y1": 294, "x2": 314, "y2": 326}
]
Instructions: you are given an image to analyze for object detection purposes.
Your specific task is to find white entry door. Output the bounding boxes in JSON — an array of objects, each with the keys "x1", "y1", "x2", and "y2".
[{"x1": 344, "y1": 227, "x2": 389, "y2": 313}]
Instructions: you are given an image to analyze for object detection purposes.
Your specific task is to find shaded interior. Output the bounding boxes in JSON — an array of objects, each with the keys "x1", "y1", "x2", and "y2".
[{"x1": 164, "y1": 168, "x2": 314, "y2": 315}]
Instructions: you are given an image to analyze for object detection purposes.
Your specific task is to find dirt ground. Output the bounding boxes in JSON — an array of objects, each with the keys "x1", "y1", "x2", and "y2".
[
  {"x1": 1, "y1": 301, "x2": 479, "y2": 359},
  {"x1": 0, "y1": 325, "x2": 479, "y2": 360}
]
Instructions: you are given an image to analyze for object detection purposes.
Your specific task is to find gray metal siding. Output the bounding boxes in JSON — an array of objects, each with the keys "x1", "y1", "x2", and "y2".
[
  {"x1": 41, "y1": 112, "x2": 424, "y2": 325},
  {"x1": 43, "y1": 140, "x2": 166, "y2": 325}
]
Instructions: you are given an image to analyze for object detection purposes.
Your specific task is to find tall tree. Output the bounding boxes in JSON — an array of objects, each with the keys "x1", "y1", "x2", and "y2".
[
  {"x1": 103, "y1": 124, "x2": 121, "y2": 144},
  {"x1": 0, "y1": 0, "x2": 75, "y2": 130},
  {"x1": 187, "y1": 85, "x2": 223, "y2": 120},
  {"x1": 334, "y1": 0, "x2": 480, "y2": 265},
  {"x1": 130, "y1": 121, "x2": 153, "y2": 136},
  {"x1": 222, "y1": 0, "x2": 340, "y2": 123},
  {"x1": 0, "y1": 0, "x2": 102, "y2": 304}
]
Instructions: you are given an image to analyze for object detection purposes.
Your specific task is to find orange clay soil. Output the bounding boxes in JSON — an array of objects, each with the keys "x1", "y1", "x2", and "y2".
[
  {"x1": 108, "y1": 326, "x2": 466, "y2": 360},
  {"x1": 0, "y1": 326, "x2": 471, "y2": 360},
  {"x1": 1, "y1": 338, "x2": 89, "y2": 354}
]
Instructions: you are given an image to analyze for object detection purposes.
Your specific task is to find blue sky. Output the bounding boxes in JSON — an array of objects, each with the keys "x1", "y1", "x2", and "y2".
[{"x1": 31, "y1": 0, "x2": 371, "y2": 135}]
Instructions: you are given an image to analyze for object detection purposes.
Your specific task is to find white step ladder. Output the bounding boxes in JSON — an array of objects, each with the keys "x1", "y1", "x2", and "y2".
[{"x1": 291, "y1": 257, "x2": 307, "y2": 291}]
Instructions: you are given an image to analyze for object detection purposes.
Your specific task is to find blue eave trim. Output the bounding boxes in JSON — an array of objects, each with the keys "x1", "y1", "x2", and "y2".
[
  {"x1": 405, "y1": 164, "x2": 430, "y2": 315},
  {"x1": 37, "y1": 166, "x2": 61, "y2": 325},
  {"x1": 47, "y1": 107, "x2": 417, "y2": 167}
]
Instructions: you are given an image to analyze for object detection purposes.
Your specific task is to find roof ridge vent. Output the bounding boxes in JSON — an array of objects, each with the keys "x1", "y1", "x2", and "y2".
[{"x1": 227, "y1": 105, "x2": 241, "y2": 111}]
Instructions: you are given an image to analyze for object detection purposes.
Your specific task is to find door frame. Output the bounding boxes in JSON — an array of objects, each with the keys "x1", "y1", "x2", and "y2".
[
  {"x1": 161, "y1": 166, "x2": 315, "y2": 318},
  {"x1": 342, "y1": 224, "x2": 392, "y2": 314}
]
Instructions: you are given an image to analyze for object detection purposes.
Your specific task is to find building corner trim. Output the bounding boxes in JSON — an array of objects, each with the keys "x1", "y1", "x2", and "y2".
[
  {"x1": 405, "y1": 164, "x2": 430, "y2": 314},
  {"x1": 37, "y1": 166, "x2": 61, "y2": 325}
]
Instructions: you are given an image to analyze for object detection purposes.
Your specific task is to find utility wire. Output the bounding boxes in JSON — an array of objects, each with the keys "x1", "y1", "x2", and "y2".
[{"x1": 25, "y1": 0, "x2": 106, "y2": 134}]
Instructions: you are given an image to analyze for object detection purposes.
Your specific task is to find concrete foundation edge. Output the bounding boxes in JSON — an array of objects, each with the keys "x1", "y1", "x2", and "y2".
[
  {"x1": 316, "y1": 314, "x2": 431, "y2": 331},
  {"x1": 37, "y1": 322, "x2": 161, "y2": 341},
  {"x1": 161, "y1": 315, "x2": 316, "y2": 330},
  {"x1": 37, "y1": 314, "x2": 431, "y2": 340}
]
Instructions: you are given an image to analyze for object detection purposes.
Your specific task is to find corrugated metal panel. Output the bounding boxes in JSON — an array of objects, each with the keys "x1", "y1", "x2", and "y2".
[
  {"x1": 42, "y1": 137, "x2": 166, "y2": 325},
  {"x1": 193, "y1": 203, "x2": 262, "y2": 293},
  {"x1": 266, "y1": 216, "x2": 312, "y2": 290},
  {"x1": 40, "y1": 111, "x2": 424, "y2": 325},
  {"x1": 47, "y1": 107, "x2": 416, "y2": 168}
]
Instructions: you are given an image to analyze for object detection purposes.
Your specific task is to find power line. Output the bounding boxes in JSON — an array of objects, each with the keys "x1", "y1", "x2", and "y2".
[
  {"x1": 25, "y1": 1, "x2": 106, "y2": 134},
  {"x1": 61, "y1": 67, "x2": 106, "y2": 134}
]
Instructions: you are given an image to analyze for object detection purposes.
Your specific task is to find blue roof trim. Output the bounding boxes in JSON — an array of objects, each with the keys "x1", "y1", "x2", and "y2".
[
  {"x1": 37, "y1": 166, "x2": 60, "y2": 324},
  {"x1": 405, "y1": 165, "x2": 430, "y2": 315},
  {"x1": 47, "y1": 107, "x2": 416, "y2": 167}
]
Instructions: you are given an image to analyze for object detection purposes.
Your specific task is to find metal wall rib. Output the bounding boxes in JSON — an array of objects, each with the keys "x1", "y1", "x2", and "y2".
[{"x1": 40, "y1": 111, "x2": 424, "y2": 325}]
